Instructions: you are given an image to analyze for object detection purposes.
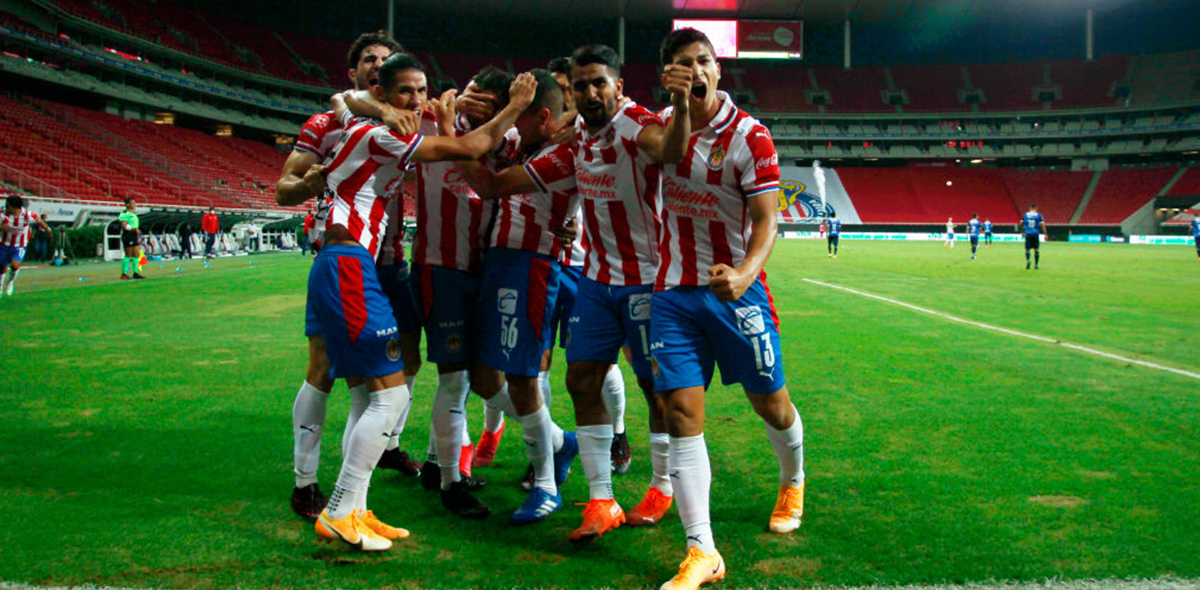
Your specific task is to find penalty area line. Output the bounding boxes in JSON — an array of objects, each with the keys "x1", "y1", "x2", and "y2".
[{"x1": 802, "y1": 278, "x2": 1200, "y2": 383}]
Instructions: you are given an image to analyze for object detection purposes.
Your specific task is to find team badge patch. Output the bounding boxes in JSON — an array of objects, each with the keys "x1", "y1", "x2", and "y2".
[
  {"x1": 447, "y1": 335, "x2": 463, "y2": 353},
  {"x1": 628, "y1": 293, "x2": 652, "y2": 321},
  {"x1": 386, "y1": 338, "x2": 402, "y2": 361},
  {"x1": 735, "y1": 306, "x2": 766, "y2": 336},
  {"x1": 706, "y1": 145, "x2": 726, "y2": 171},
  {"x1": 497, "y1": 288, "x2": 518, "y2": 314}
]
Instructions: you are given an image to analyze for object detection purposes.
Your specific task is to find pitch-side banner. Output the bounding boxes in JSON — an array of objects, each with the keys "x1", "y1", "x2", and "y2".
[{"x1": 775, "y1": 166, "x2": 862, "y2": 224}]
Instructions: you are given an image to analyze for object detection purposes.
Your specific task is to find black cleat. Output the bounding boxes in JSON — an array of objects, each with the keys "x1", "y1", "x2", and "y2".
[
  {"x1": 611, "y1": 431, "x2": 632, "y2": 475},
  {"x1": 1026, "y1": 261, "x2": 1031, "y2": 269},
  {"x1": 519, "y1": 463, "x2": 536, "y2": 492},
  {"x1": 421, "y1": 460, "x2": 487, "y2": 491},
  {"x1": 378, "y1": 448, "x2": 422, "y2": 476},
  {"x1": 290, "y1": 483, "x2": 326, "y2": 521},
  {"x1": 441, "y1": 481, "x2": 491, "y2": 519},
  {"x1": 132, "y1": 273, "x2": 146, "y2": 280}
]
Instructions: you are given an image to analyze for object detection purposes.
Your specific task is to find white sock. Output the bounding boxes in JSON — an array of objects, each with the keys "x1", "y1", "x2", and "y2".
[
  {"x1": 671, "y1": 433, "x2": 714, "y2": 554},
  {"x1": 516, "y1": 404, "x2": 557, "y2": 495},
  {"x1": 649, "y1": 432, "x2": 672, "y2": 496},
  {"x1": 601, "y1": 365, "x2": 626, "y2": 434},
  {"x1": 764, "y1": 405, "x2": 805, "y2": 487},
  {"x1": 538, "y1": 370, "x2": 552, "y2": 408},
  {"x1": 341, "y1": 384, "x2": 370, "y2": 457},
  {"x1": 386, "y1": 375, "x2": 417, "y2": 451},
  {"x1": 483, "y1": 386, "x2": 506, "y2": 434},
  {"x1": 5, "y1": 268, "x2": 18, "y2": 294},
  {"x1": 433, "y1": 371, "x2": 470, "y2": 489},
  {"x1": 292, "y1": 381, "x2": 330, "y2": 488},
  {"x1": 0, "y1": 271, "x2": 9, "y2": 295},
  {"x1": 357, "y1": 471, "x2": 371, "y2": 513},
  {"x1": 328, "y1": 384, "x2": 409, "y2": 519},
  {"x1": 577, "y1": 424, "x2": 614, "y2": 500}
]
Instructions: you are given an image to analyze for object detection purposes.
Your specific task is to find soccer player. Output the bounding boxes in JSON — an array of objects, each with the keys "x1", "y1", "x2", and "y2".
[
  {"x1": 1191, "y1": 216, "x2": 1199, "y2": 261},
  {"x1": 984, "y1": 217, "x2": 994, "y2": 248},
  {"x1": 201, "y1": 207, "x2": 218, "y2": 258},
  {"x1": 274, "y1": 31, "x2": 420, "y2": 523},
  {"x1": 651, "y1": 28, "x2": 805, "y2": 590},
  {"x1": 1022, "y1": 204, "x2": 1045, "y2": 269},
  {"x1": 968, "y1": 213, "x2": 981, "y2": 259},
  {"x1": 0, "y1": 195, "x2": 52, "y2": 296},
  {"x1": 310, "y1": 53, "x2": 536, "y2": 550},
  {"x1": 118, "y1": 197, "x2": 145, "y2": 280},
  {"x1": 944, "y1": 217, "x2": 955, "y2": 248},
  {"x1": 826, "y1": 213, "x2": 840, "y2": 258}
]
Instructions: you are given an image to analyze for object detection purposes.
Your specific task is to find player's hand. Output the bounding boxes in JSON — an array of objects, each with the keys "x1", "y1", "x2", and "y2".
[
  {"x1": 708, "y1": 263, "x2": 752, "y2": 302},
  {"x1": 552, "y1": 217, "x2": 580, "y2": 250},
  {"x1": 663, "y1": 64, "x2": 693, "y2": 113},
  {"x1": 302, "y1": 164, "x2": 327, "y2": 195},
  {"x1": 430, "y1": 89, "x2": 458, "y2": 135},
  {"x1": 457, "y1": 82, "x2": 497, "y2": 123},
  {"x1": 381, "y1": 106, "x2": 420, "y2": 136},
  {"x1": 508, "y1": 72, "x2": 537, "y2": 111}
]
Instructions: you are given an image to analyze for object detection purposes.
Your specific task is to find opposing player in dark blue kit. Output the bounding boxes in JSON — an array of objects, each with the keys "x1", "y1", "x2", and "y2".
[
  {"x1": 1022, "y1": 204, "x2": 1045, "y2": 270},
  {"x1": 1192, "y1": 217, "x2": 1199, "y2": 261},
  {"x1": 967, "y1": 214, "x2": 981, "y2": 259},
  {"x1": 826, "y1": 213, "x2": 840, "y2": 258},
  {"x1": 983, "y1": 218, "x2": 994, "y2": 248}
]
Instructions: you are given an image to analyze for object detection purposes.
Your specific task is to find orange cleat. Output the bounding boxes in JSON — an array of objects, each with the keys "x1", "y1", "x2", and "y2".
[
  {"x1": 459, "y1": 443, "x2": 475, "y2": 477},
  {"x1": 767, "y1": 482, "x2": 805, "y2": 533},
  {"x1": 315, "y1": 509, "x2": 391, "y2": 551},
  {"x1": 660, "y1": 547, "x2": 725, "y2": 590},
  {"x1": 568, "y1": 499, "x2": 625, "y2": 544},
  {"x1": 627, "y1": 487, "x2": 674, "y2": 526},
  {"x1": 473, "y1": 423, "x2": 505, "y2": 468},
  {"x1": 360, "y1": 510, "x2": 409, "y2": 540}
]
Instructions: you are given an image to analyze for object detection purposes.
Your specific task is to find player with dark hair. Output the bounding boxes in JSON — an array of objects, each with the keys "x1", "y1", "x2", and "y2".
[
  {"x1": 984, "y1": 217, "x2": 994, "y2": 248},
  {"x1": 118, "y1": 197, "x2": 145, "y2": 280},
  {"x1": 0, "y1": 195, "x2": 52, "y2": 296},
  {"x1": 826, "y1": 212, "x2": 840, "y2": 258},
  {"x1": 944, "y1": 217, "x2": 956, "y2": 249},
  {"x1": 1022, "y1": 204, "x2": 1045, "y2": 269},
  {"x1": 651, "y1": 27, "x2": 805, "y2": 590},
  {"x1": 346, "y1": 30, "x2": 404, "y2": 79},
  {"x1": 968, "y1": 213, "x2": 981, "y2": 259}
]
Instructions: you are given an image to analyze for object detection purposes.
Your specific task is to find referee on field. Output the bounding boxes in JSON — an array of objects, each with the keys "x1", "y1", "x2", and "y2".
[{"x1": 118, "y1": 196, "x2": 145, "y2": 280}]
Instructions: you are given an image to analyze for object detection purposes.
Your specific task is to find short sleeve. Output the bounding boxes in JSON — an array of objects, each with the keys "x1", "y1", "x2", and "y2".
[
  {"x1": 738, "y1": 124, "x2": 781, "y2": 197},
  {"x1": 373, "y1": 128, "x2": 424, "y2": 167},
  {"x1": 525, "y1": 142, "x2": 578, "y2": 194}
]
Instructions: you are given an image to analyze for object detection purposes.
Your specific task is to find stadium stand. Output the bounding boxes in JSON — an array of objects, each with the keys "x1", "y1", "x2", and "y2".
[
  {"x1": 1166, "y1": 167, "x2": 1200, "y2": 196},
  {"x1": 1049, "y1": 55, "x2": 1129, "y2": 109},
  {"x1": 1076, "y1": 167, "x2": 1177, "y2": 224},
  {"x1": 999, "y1": 170, "x2": 1093, "y2": 224},
  {"x1": 836, "y1": 167, "x2": 1020, "y2": 224},
  {"x1": 887, "y1": 64, "x2": 964, "y2": 112}
]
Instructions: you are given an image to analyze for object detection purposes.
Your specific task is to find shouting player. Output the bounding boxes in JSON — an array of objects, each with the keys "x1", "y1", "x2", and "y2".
[
  {"x1": 0, "y1": 195, "x2": 52, "y2": 296},
  {"x1": 650, "y1": 28, "x2": 806, "y2": 590}
]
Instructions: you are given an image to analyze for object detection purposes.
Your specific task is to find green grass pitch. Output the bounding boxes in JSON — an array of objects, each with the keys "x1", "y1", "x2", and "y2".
[{"x1": 1, "y1": 239, "x2": 1198, "y2": 589}]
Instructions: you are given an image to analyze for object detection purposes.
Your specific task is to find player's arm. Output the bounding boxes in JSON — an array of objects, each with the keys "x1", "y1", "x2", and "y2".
[
  {"x1": 709, "y1": 191, "x2": 778, "y2": 303},
  {"x1": 454, "y1": 160, "x2": 539, "y2": 200},
  {"x1": 35, "y1": 216, "x2": 52, "y2": 239},
  {"x1": 339, "y1": 91, "x2": 420, "y2": 135},
  {"x1": 274, "y1": 150, "x2": 325, "y2": 207},
  {"x1": 410, "y1": 73, "x2": 537, "y2": 163},
  {"x1": 636, "y1": 65, "x2": 693, "y2": 164}
]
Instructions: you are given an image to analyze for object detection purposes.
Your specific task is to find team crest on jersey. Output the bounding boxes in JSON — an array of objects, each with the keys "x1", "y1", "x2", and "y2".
[
  {"x1": 706, "y1": 146, "x2": 726, "y2": 171},
  {"x1": 735, "y1": 306, "x2": 766, "y2": 336},
  {"x1": 386, "y1": 338, "x2": 401, "y2": 362},
  {"x1": 628, "y1": 293, "x2": 652, "y2": 321},
  {"x1": 447, "y1": 335, "x2": 463, "y2": 353}
]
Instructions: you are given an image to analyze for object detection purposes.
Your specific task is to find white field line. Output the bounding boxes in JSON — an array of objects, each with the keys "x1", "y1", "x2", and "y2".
[
  {"x1": 802, "y1": 278, "x2": 1200, "y2": 382},
  {"x1": 4, "y1": 577, "x2": 1200, "y2": 590}
]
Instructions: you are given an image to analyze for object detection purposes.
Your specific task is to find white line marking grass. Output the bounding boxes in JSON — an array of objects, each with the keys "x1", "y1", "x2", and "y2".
[{"x1": 803, "y1": 278, "x2": 1200, "y2": 382}]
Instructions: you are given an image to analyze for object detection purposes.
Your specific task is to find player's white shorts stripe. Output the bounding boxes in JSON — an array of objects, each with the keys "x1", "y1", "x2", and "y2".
[{"x1": 803, "y1": 278, "x2": 1200, "y2": 383}]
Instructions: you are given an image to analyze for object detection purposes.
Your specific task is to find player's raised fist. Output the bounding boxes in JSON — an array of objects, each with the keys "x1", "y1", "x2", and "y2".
[
  {"x1": 509, "y1": 72, "x2": 538, "y2": 110},
  {"x1": 707, "y1": 263, "x2": 749, "y2": 302},
  {"x1": 662, "y1": 65, "x2": 693, "y2": 111}
]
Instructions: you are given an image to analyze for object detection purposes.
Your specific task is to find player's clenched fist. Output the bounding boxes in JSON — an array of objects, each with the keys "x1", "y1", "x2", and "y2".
[
  {"x1": 707, "y1": 263, "x2": 752, "y2": 302},
  {"x1": 662, "y1": 64, "x2": 693, "y2": 112},
  {"x1": 508, "y1": 72, "x2": 538, "y2": 110}
]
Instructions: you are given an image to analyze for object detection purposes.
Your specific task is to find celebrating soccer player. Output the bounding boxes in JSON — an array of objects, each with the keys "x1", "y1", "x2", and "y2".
[{"x1": 0, "y1": 195, "x2": 52, "y2": 296}]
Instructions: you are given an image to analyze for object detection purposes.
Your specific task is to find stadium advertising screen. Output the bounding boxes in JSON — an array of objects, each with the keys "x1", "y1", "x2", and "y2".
[{"x1": 671, "y1": 19, "x2": 803, "y2": 59}]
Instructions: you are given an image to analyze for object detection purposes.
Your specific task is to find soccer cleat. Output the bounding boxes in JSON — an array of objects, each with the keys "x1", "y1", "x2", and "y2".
[
  {"x1": 1026, "y1": 261, "x2": 1031, "y2": 269},
  {"x1": 767, "y1": 482, "x2": 805, "y2": 533},
  {"x1": 519, "y1": 463, "x2": 536, "y2": 492},
  {"x1": 420, "y1": 460, "x2": 487, "y2": 491},
  {"x1": 377, "y1": 448, "x2": 422, "y2": 476},
  {"x1": 554, "y1": 431, "x2": 579, "y2": 485},
  {"x1": 510, "y1": 487, "x2": 563, "y2": 525},
  {"x1": 659, "y1": 547, "x2": 725, "y2": 590},
  {"x1": 360, "y1": 509, "x2": 409, "y2": 539},
  {"x1": 832, "y1": 254, "x2": 837, "y2": 258},
  {"x1": 120, "y1": 274, "x2": 130, "y2": 280},
  {"x1": 315, "y1": 509, "x2": 392, "y2": 551},
  {"x1": 473, "y1": 423, "x2": 505, "y2": 468},
  {"x1": 627, "y1": 487, "x2": 674, "y2": 526},
  {"x1": 611, "y1": 431, "x2": 631, "y2": 475},
  {"x1": 441, "y1": 480, "x2": 491, "y2": 519},
  {"x1": 133, "y1": 273, "x2": 146, "y2": 280},
  {"x1": 291, "y1": 483, "x2": 327, "y2": 521},
  {"x1": 568, "y1": 499, "x2": 625, "y2": 544}
]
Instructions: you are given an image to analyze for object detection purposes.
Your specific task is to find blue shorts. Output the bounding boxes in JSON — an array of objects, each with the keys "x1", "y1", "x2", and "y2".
[
  {"x1": 378, "y1": 261, "x2": 422, "y2": 335},
  {"x1": 478, "y1": 248, "x2": 561, "y2": 377},
  {"x1": 306, "y1": 245, "x2": 405, "y2": 379},
  {"x1": 0, "y1": 245, "x2": 26, "y2": 268},
  {"x1": 650, "y1": 276, "x2": 786, "y2": 394},
  {"x1": 413, "y1": 262, "x2": 480, "y2": 365},
  {"x1": 551, "y1": 264, "x2": 582, "y2": 350},
  {"x1": 565, "y1": 276, "x2": 654, "y2": 379}
]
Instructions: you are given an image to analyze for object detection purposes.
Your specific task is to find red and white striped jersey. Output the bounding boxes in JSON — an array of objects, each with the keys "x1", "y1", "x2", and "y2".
[
  {"x1": 294, "y1": 109, "x2": 345, "y2": 244},
  {"x1": 528, "y1": 102, "x2": 663, "y2": 286},
  {"x1": 413, "y1": 112, "x2": 519, "y2": 272},
  {"x1": 377, "y1": 186, "x2": 410, "y2": 266},
  {"x1": 0, "y1": 209, "x2": 38, "y2": 248},
  {"x1": 655, "y1": 93, "x2": 780, "y2": 289},
  {"x1": 491, "y1": 140, "x2": 581, "y2": 258},
  {"x1": 321, "y1": 112, "x2": 422, "y2": 258}
]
